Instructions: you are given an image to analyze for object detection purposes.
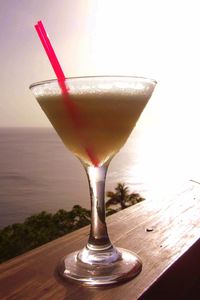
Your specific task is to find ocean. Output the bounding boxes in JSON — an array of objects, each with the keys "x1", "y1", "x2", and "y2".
[{"x1": 0, "y1": 127, "x2": 192, "y2": 228}]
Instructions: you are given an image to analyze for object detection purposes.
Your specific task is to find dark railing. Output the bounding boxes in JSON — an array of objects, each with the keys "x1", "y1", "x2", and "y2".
[{"x1": 0, "y1": 181, "x2": 200, "y2": 300}]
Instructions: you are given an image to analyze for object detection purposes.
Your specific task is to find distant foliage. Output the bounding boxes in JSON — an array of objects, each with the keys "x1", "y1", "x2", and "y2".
[
  {"x1": 0, "y1": 184, "x2": 144, "y2": 263},
  {"x1": 0, "y1": 205, "x2": 90, "y2": 263}
]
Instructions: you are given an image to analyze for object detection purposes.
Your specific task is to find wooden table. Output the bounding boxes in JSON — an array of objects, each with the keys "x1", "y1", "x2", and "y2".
[{"x1": 1, "y1": 181, "x2": 200, "y2": 300}]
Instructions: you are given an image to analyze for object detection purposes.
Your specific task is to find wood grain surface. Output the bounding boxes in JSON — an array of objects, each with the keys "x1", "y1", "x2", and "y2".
[{"x1": 1, "y1": 181, "x2": 200, "y2": 300}]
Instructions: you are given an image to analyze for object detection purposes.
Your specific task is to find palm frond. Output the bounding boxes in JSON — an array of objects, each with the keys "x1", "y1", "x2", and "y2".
[{"x1": 106, "y1": 183, "x2": 145, "y2": 210}]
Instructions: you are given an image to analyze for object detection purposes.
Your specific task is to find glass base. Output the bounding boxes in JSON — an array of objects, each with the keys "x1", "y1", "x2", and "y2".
[{"x1": 58, "y1": 247, "x2": 142, "y2": 286}]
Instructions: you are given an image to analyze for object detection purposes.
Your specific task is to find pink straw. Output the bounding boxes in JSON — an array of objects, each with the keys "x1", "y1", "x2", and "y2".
[
  {"x1": 35, "y1": 21, "x2": 67, "y2": 89},
  {"x1": 34, "y1": 20, "x2": 99, "y2": 166}
]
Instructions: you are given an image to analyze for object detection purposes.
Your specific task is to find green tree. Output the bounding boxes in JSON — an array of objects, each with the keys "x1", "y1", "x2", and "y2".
[
  {"x1": 0, "y1": 206, "x2": 91, "y2": 263},
  {"x1": 0, "y1": 184, "x2": 144, "y2": 263},
  {"x1": 106, "y1": 183, "x2": 144, "y2": 214}
]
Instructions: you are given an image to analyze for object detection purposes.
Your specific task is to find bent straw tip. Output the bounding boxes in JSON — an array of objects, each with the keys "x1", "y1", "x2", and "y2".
[{"x1": 35, "y1": 20, "x2": 42, "y2": 24}]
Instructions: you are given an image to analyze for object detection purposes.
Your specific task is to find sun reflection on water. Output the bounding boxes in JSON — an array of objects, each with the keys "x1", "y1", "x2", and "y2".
[{"x1": 108, "y1": 111, "x2": 200, "y2": 204}]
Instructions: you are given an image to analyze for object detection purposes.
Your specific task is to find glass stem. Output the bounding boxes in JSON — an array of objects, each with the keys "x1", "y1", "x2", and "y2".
[{"x1": 84, "y1": 164, "x2": 112, "y2": 251}]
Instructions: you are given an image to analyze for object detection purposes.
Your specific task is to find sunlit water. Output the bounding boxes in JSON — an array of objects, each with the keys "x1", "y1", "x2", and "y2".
[{"x1": 0, "y1": 126, "x2": 198, "y2": 228}]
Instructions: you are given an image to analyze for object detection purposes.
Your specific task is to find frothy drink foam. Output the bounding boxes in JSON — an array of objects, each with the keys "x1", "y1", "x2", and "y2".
[{"x1": 37, "y1": 87, "x2": 149, "y2": 166}]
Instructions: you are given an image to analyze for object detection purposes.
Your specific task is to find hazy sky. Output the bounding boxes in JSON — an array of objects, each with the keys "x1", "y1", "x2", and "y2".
[{"x1": 0, "y1": 0, "x2": 200, "y2": 130}]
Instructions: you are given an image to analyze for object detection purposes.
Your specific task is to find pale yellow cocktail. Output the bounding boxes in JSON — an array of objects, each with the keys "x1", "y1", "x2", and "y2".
[{"x1": 36, "y1": 78, "x2": 152, "y2": 166}]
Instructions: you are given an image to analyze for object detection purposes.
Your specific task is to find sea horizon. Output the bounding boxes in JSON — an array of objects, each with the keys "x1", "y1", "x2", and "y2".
[
  {"x1": 0, "y1": 126, "x2": 147, "y2": 228},
  {"x1": 0, "y1": 126, "x2": 192, "y2": 229}
]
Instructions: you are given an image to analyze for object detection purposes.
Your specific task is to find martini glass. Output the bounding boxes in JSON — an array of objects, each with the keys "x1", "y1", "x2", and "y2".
[{"x1": 30, "y1": 76, "x2": 156, "y2": 286}]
